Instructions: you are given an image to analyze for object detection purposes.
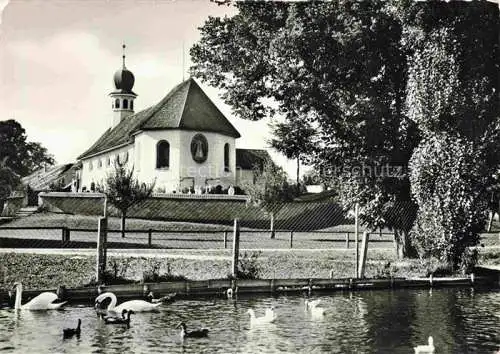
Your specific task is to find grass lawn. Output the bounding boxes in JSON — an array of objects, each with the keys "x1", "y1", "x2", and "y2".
[
  {"x1": 2, "y1": 212, "x2": 233, "y2": 231},
  {"x1": 1, "y1": 247, "x2": 498, "y2": 291}
]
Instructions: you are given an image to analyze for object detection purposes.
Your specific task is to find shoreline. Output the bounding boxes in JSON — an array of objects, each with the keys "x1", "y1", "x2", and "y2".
[
  {"x1": 2, "y1": 273, "x2": 498, "y2": 307},
  {"x1": 1, "y1": 248, "x2": 499, "y2": 292}
]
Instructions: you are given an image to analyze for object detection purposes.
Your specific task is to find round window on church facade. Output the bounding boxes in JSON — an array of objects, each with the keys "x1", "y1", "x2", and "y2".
[{"x1": 190, "y1": 134, "x2": 208, "y2": 163}]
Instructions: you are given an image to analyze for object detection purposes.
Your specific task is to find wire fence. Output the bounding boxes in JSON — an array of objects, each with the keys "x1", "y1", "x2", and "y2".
[{"x1": 0, "y1": 225, "x2": 498, "y2": 251}]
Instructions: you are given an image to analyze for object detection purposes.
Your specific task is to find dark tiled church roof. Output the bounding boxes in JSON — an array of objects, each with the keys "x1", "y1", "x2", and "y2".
[
  {"x1": 78, "y1": 78, "x2": 240, "y2": 159},
  {"x1": 22, "y1": 163, "x2": 77, "y2": 191},
  {"x1": 236, "y1": 149, "x2": 272, "y2": 170}
]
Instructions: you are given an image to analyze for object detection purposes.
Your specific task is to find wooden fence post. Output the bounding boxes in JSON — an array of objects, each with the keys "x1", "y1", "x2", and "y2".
[
  {"x1": 289, "y1": 231, "x2": 293, "y2": 249},
  {"x1": 231, "y1": 219, "x2": 240, "y2": 278},
  {"x1": 223, "y1": 231, "x2": 228, "y2": 249},
  {"x1": 96, "y1": 217, "x2": 108, "y2": 284},
  {"x1": 345, "y1": 232, "x2": 350, "y2": 249},
  {"x1": 354, "y1": 203, "x2": 359, "y2": 278},
  {"x1": 61, "y1": 227, "x2": 70, "y2": 244},
  {"x1": 148, "y1": 229, "x2": 152, "y2": 247},
  {"x1": 358, "y1": 231, "x2": 370, "y2": 278}
]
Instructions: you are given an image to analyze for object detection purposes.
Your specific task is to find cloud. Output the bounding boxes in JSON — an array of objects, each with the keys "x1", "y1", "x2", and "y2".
[{"x1": 6, "y1": 31, "x2": 107, "y2": 74}]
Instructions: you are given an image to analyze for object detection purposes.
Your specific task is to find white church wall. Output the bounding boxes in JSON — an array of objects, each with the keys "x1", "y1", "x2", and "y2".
[
  {"x1": 79, "y1": 130, "x2": 238, "y2": 194},
  {"x1": 178, "y1": 131, "x2": 236, "y2": 191},
  {"x1": 79, "y1": 145, "x2": 134, "y2": 192},
  {"x1": 135, "y1": 130, "x2": 181, "y2": 193}
]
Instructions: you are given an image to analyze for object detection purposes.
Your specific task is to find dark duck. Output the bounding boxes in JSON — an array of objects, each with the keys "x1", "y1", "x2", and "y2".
[
  {"x1": 63, "y1": 319, "x2": 81, "y2": 339},
  {"x1": 104, "y1": 309, "x2": 134, "y2": 328},
  {"x1": 177, "y1": 322, "x2": 209, "y2": 339}
]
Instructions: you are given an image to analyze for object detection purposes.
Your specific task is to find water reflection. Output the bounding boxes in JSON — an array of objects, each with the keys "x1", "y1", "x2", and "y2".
[{"x1": 0, "y1": 288, "x2": 497, "y2": 353}]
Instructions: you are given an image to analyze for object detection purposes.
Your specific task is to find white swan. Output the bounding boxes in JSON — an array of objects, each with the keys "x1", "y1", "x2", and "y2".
[
  {"x1": 414, "y1": 336, "x2": 435, "y2": 353},
  {"x1": 305, "y1": 299, "x2": 321, "y2": 311},
  {"x1": 95, "y1": 292, "x2": 163, "y2": 313},
  {"x1": 247, "y1": 308, "x2": 276, "y2": 326},
  {"x1": 264, "y1": 306, "x2": 277, "y2": 321},
  {"x1": 305, "y1": 299, "x2": 325, "y2": 317},
  {"x1": 11, "y1": 282, "x2": 67, "y2": 310}
]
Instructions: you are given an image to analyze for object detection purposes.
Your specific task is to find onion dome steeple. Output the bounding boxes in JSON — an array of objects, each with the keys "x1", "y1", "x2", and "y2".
[
  {"x1": 109, "y1": 43, "x2": 138, "y2": 128},
  {"x1": 113, "y1": 44, "x2": 135, "y2": 93}
]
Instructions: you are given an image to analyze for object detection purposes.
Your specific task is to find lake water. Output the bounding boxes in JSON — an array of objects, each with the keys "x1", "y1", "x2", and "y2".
[{"x1": 0, "y1": 288, "x2": 498, "y2": 353}]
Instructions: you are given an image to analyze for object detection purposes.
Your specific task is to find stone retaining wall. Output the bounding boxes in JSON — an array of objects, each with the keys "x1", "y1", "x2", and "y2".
[{"x1": 39, "y1": 192, "x2": 348, "y2": 230}]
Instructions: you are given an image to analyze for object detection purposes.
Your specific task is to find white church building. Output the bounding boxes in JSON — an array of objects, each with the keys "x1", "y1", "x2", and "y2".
[{"x1": 77, "y1": 52, "x2": 270, "y2": 194}]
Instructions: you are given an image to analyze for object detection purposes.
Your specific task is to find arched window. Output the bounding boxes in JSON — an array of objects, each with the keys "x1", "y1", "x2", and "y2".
[
  {"x1": 130, "y1": 100, "x2": 134, "y2": 110},
  {"x1": 156, "y1": 140, "x2": 170, "y2": 168},
  {"x1": 115, "y1": 98, "x2": 120, "y2": 109},
  {"x1": 123, "y1": 99, "x2": 128, "y2": 109},
  {"x1": 224, "y1": 143, "x2": 230, "y2": 172},
  {"x1": 97, "y1": 159, "x2": 102, "y2": 168}
]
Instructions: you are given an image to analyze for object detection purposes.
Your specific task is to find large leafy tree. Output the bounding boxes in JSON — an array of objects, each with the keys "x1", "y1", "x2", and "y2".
[
  {"x1": 404, "y1": 2, "x2": 499, "y2": 270},
  {"x1": 268, "y1": 116, "x2": 316, "y2": 186},
  {"x1": 0, "y1": 120, "x2": 55, "y2": 176},
  {"x1": 244, "y1": 159, "x2": 295, "y2": 238},
  {"x1": 105, "y1": 163, "x2": 155, "y2": 238},
  {"x1": 0, "y1": 157, "x2": 21, "y2": 213},
  {"x1": 191, "y1": 1, "x2": 420, "y2": 257}
]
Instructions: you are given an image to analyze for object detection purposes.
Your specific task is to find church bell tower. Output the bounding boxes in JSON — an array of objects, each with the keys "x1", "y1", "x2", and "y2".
[{"x1": 110, "y1": 44, "x2": 137, "y2": 128}]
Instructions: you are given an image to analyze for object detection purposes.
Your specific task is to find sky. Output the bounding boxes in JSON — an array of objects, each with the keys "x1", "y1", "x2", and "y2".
[{"x1": 0, "y1": 0, "x2": 300, "y2": 177}]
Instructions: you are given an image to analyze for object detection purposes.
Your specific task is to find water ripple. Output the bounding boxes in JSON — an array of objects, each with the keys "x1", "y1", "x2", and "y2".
[{"x1": 0, "y1": 288, "x2": 498, "y2": 353}]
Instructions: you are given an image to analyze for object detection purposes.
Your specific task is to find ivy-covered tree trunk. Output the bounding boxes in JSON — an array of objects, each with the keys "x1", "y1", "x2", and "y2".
[
  {"x1": 409, "y1": 134, "x2": 489, "y2": 269},
  {"x1": 393, "y1": 229, "x2": 418, "y2": 260}
]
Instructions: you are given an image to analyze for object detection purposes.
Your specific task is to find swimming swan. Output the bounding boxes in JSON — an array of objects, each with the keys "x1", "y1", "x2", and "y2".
[
  {"x1": 12, "y1": 282, "x2": 67, "y2": 310},
  {"x1": 264, "y1": 306, "x2": 277, "y2": 321},
  {"x1": 247, "y1": 308, "x2": 276, "y2": 326},
  {"x1": 95, "y1": 292, "x2": 163, "y2": 313},
  {"x1": 305, "y1": 299, "x2": 325, "y2": 317},
  {"x1": 304, "y1": 299, "x2": 321, "y2": 311},
  {"x1": 414, "y1": 336, "x2": 435, "y2": 353}
]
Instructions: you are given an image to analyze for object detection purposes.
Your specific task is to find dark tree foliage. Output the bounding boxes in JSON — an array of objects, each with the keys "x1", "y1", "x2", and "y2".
[
  {"x1": 0, "y1": 120, "x2": 55, "y2": 176},
  {"x1": 268, "y1": 117, "x2": 316, "y2": 186},
  {"x1": 0, "y1": 157, "x2": 21, "y2": 212},
  {"x1": 404, "y1": 2, "x2": 499, "y2": 270},
  {"x1": 244, "y1": 159, "x2": 295, "y2": 238},
  {"x1": 105, "y1": 163, "x2": 155, "y2": 238},
  {"x1": 191, "y1": 1, "x2": 498, "y2": 262},
  {"x1": 191, "y1": 1, "x2": 420, "y2": 257}
]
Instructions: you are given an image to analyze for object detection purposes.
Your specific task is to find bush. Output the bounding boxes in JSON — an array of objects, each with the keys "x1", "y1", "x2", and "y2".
[
  {"x1": 142, "y1": 258, "x2": 187, "y2": 283},
  {"x1": 374, "y1": 261, "x2": 399, "y2": 278},
  {"x1": 104, "y1": 257, "x2": 133, "y2": 284},
  {"x1": 155, "y1": 186, "x2": 166, "y2": 194},
  {"x1": 228, "y1": 251, "x2": 262, "y2": 279},
  {"x1": 458, "y1": 247, "x2": 479, "y2": 274},
  {"x1": 421, "y1": 258, "x2": 454, "y2": 277}
]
